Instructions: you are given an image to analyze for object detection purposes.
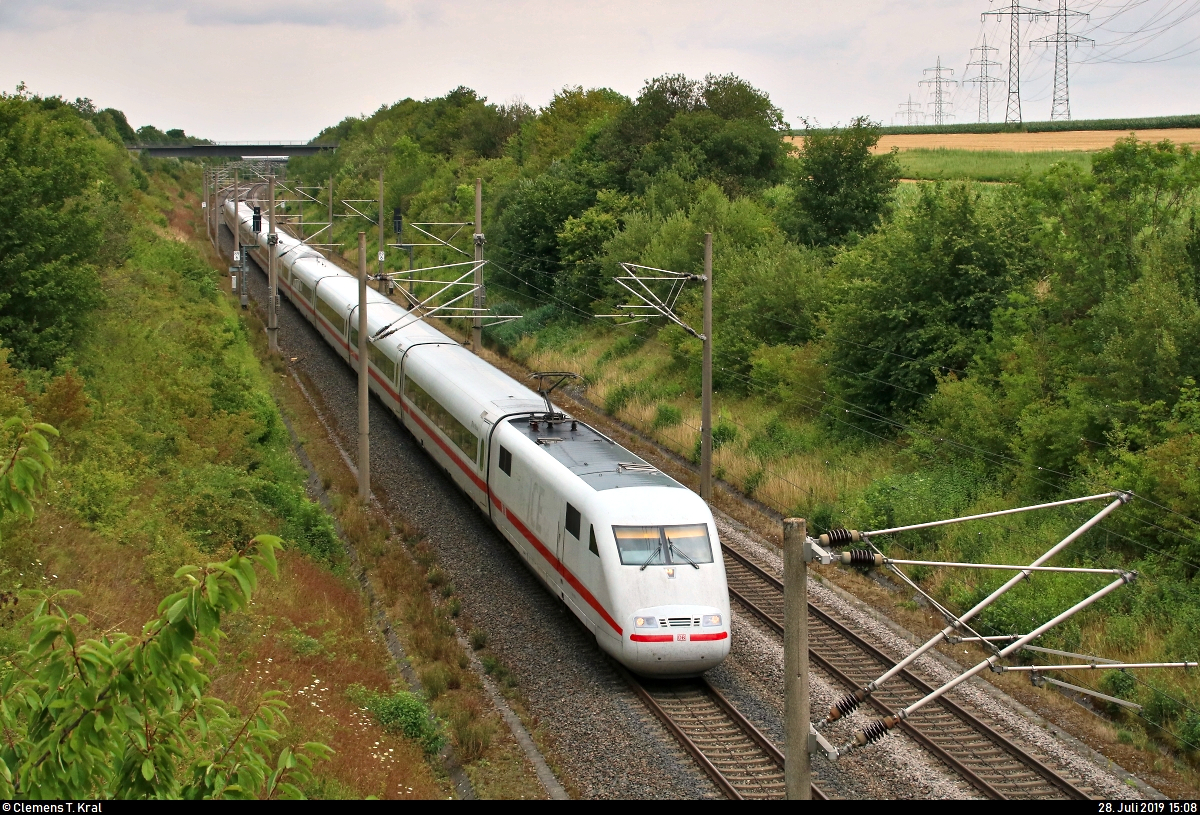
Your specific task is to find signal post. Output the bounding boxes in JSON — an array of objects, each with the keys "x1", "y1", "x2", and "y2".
[
  {"x1": 268, "y1": 175, "x2": 279, "y2": 353},
  {"x1": 357, "y1": 232, "x2": 371, "y2": 501},
  {"x1": 472, "y1": 178, "x2": 484, "y2": 353}
]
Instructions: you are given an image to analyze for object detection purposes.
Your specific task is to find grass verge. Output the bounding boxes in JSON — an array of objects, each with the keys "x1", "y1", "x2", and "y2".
[{"x1": 0, "y1": 163, "x2": 449, "y2": 798}]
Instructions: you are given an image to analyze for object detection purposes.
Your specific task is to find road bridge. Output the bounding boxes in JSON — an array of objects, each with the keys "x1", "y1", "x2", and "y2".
[{"x1": 128, "y1": 142, "x2": 337, "y2": 158}]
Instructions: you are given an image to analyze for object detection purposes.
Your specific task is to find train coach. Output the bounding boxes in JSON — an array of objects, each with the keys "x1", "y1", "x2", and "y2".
[{"x1": 224, "y1": 199, "x2": 730, "y2": 676}]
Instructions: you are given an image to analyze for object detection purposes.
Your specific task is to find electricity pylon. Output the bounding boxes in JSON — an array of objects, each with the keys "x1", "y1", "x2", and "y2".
[
  {"x1": 919, "y1": 57, "x2": 957, "y2": 126},
  {"x1": 966, "y1": 36, "x2": 1004, "y2": 123},
  {"x1": 982, "y1": 1, "x2": 1049, "y2": 124},
  {"x1": 894, "y1": 95, "x2": 924, "y2": 126},
  {"x1": 1032, "y1": 0, "x2": 1093, "y2": 120}
]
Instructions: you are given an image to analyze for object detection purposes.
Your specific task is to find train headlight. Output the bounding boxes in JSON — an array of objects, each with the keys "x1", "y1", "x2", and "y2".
[
  {"x1": 702, "y1": 614, "x2": 722, "y2": 627},
  {"x1": 635, "y1": 616, "x2": 658, "y2": 628}
]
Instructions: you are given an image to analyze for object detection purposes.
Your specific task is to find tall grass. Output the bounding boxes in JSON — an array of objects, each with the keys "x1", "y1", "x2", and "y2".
[
  {"x1": 897, "y1": 148, "x2": 1094, "y2": 182},
  {"x1": 521, "y1": 325, "x2": 895, "y2": 526}
]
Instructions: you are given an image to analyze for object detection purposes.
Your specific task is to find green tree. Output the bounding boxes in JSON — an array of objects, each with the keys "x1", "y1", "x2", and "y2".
[
  {"x1": 506, "y1": 86, "x2": 629, "y2": 169},
  {"x1": 782, "y1": 116, "x2": 901, "y2": 246},
  {"x1": 555, "y1": 190, "x2": 633, "y2": 309},
  {"x1": 582, "y1": 73, "x2": 788, "y2": 195},
  {"x1": 825, "y1": 182, "x2": 1027, "y2": 423},
  {"x1": 0, "y1": 93, "x2": 126, "y2": 369},
  {"x1": 1022, "y1": 136, "x2": 1200, "y2": 320},
  {"x1": 492, "y1": 163, "x2": 598, "y2": 295}
]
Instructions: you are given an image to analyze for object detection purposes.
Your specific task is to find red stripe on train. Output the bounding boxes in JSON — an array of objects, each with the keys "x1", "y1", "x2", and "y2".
[
  {"x1": 689, "y1": 632, "x2": 728, "y2": 642},
  {"x1": 492, "y1": 494, "x2": 623, "y2": 636},
  {"x1": 630, "y1": 634, "x2": 674, "y2": 643}
]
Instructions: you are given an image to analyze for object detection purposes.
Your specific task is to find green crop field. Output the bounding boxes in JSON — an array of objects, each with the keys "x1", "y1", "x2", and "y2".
[
  {"x1": 896, "y1": 148, "x2": 1095, "y2": 182},
  {"x1": 796, "y1": 112, "x2": 1200, "y2": 137}
]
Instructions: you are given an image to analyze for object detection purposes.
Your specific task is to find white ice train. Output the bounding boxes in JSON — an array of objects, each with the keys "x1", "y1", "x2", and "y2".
[{"x1": 224, "y1": 200, "x2": 730, "y2": 676}]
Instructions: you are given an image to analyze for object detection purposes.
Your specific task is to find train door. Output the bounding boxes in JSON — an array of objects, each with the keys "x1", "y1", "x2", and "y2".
[
  {"x1": 555, "y1": 517, "x2": 566, "y2": 599},
  {"x1": 561, "y1": 505, "x2": 600, "y2": 634},
  {"x1": 527, "y1": 481, "x2": 554, "y2": 588}
]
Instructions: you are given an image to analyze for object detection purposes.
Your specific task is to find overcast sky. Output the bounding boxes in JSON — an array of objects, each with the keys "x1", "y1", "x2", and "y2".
[{"x1": 1, "y1": 0, "x2": 1197, "y2": 141}]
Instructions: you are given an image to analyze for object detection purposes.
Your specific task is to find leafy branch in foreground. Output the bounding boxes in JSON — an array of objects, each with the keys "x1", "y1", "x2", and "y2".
[
  {"x1": 0, "y1": 535, "x2": 331, "y2": 799},
  {"x1": 0, "y1": 417, "x2": 59, "y2": 537}
]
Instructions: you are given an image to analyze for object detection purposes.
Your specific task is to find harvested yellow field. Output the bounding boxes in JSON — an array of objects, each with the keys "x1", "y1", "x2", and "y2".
[{"x1": 786, "y1": 128, "x2": 1200, "y2": 153}]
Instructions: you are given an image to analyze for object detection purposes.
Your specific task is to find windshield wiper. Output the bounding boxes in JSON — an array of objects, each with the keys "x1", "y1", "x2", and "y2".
[
  {"x1": 639, "y1": 545, "x2": 664, "y2": 571},
  {"x1": 667, "y1": 539, "x2": 700, "y2": 569}
]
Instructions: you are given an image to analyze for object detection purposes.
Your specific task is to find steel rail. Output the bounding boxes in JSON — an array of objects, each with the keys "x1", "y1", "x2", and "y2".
[
  {"x1": 723, "y1": 549, "x2": 1005, "y2": 799},
  {"x1": 722, "y1": 545, "x2": 1090, "y2": 801},
  {"x1": 615, "y1": 664, "x2": 827, "y2": 800}
]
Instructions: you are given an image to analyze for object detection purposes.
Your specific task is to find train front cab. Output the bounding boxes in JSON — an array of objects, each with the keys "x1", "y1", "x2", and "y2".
[
  {"x1": 590, "y1": 488, "x2": 731, "y2": 677},
  {"x1": 488, "y1": 417, "x2": 731, "y2": 678}
]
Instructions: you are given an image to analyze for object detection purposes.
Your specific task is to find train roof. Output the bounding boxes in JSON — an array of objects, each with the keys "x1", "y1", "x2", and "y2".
[
  {"x1": 406, "y1": 343, "x2": 549, "y2": 418},
  {"x1": 511, "y1": 417, "x2": 683, "y2": 492}
]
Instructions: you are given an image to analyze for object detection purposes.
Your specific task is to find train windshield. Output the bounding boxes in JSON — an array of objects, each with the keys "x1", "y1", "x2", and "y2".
[{"x1": 613, "y1": 524, "x2": 714, "y2": 567}]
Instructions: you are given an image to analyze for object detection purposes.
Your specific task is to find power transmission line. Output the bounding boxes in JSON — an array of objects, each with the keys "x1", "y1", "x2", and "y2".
[
  {"x1": 1080, "y1": 0, "x2": 1200, "y2": 64},
  {"x1": 1033, "y1": 0, "x2": 1095, "y2": 120},
  {"x1": 894, "y1": 94, "x2": 925, "y2": 126},
  {"x1": 982, "y1": 1, "x2": 1051, "y2": 123},
  {"x1": 966, "y1": 35, "x2": 1006, "y2": 122},
  {"x1": 919, "y1": 57, "x2": 958, "y2": 125}
]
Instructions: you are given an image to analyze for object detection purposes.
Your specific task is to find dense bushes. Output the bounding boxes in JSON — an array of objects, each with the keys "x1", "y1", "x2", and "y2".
[
  {"x1": 0, "y1": 171, "x2": 339, "y2": 582},
  {"x1": 0, "y1": 91, "x2": 131, "y2": 368},
  {"x1": 347, "y1": 685, "x2": 444, "y2": 755},
  {"x1": 824, "y1": 182, "x2": 1030, "y2": 422},
  {"x1": 780, "y1": 117, "x2": 901, "y2": 246}
]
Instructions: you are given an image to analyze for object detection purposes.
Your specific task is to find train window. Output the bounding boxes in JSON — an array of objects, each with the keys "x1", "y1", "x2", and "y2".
[
  {"x1": 499, "y1": 446, "x2": 512, "y2": 476},
  {"x1": 613, "y1": 527, "x2": 660, "y2": 566},
  {"x1": 316, "y1": 296, "x2": 344, "y2": 334},
  {"x1": 588, "y1": 525, "x2": 599, "y2": 556},
  {"x1": 663, "y1": 524, "x2": 714, "y2": 565},
  {"x1": 349, "y1": 326, "x2": 358, "y2": 348},
  {"x1": 565, "y1": 504, "x2": 581, "y2": 539},
  {"x1": 613, "y1": 524, "x2": 713, "y2": 566},
  {"x1": 368, "y1": 342, "x2": 396, "y2": 383},
  {"x1": 405, "y1": 377, "x2": 478, "y2": 463}
]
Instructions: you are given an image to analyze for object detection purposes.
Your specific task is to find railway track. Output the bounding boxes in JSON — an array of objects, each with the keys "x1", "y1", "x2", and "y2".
[
  {"x1": 722, "y1": 545, "x2": 1092, "y2": 800},
  {"x1": 617, "y1": 665, "x2": 827, "y2": 800}
]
